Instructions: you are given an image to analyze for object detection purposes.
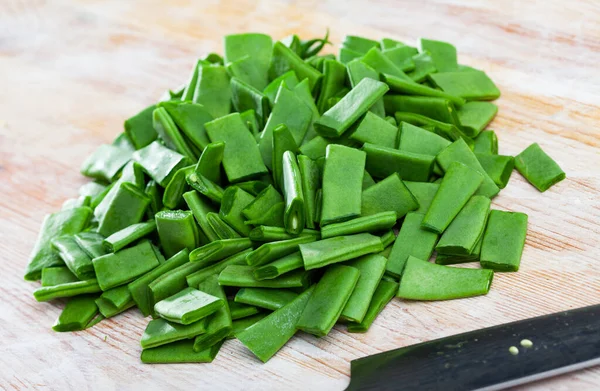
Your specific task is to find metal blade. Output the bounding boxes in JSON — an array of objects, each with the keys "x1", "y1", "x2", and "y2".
[{"x1": 347, "y1": 304, "x2": 600, "y2": 390}]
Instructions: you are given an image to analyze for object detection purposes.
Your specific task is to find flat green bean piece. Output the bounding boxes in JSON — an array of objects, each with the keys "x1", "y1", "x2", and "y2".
[
  {"x1": 394, "y1": 112, "x2": 473, "y2": 148},
  {"x1": 25, "y1": 207, "x2": 92, "y2": 281},
  {"x1": 235, "y1": 287, "x2": 299, "y2": 311},
  {"x1": 205, "y1": 113, "x2": 268, "y2": 183},
  {"x1": 34, "y1": 279, "x2": 102, "y2": 302},
  {"x1": 236, "y1": 286, "x2": 314, "y2": 362},
  {"x1": 457, "y1": 102, "x2": 498, "y2": 137},
  {"x1": 229, "y1": 314, "x2": 267, "y2": 338},
  {"x1": 514, "y1": 143, "x2": 566, "y2": 192},
  {"x1": 480, "y1": 210, "x2": 528, "y2": 272},
  {"x1": 321, "y1": 145, "x2": 366, "y2": 225},
  {"x1": 297, "y1": 265, "x2": 360, "y2": 337},
  {"x1": 398, "y1": 121, "x2": 451, "y2": 155},
  {"x1": 153, "y1": 107, "x2": 197, "y2": 161},
  {"x1": 96, "y1": 286, "x2": 134, "y2": 317},
  {"x1": 225, "y1": 33, "x2": 272, "y2": 90},
  {"x1": 183, "y1": 190, "x2": 219, "y2": 242},
  {"x1": 317, "y1": 59, "x2": 347, "y2": 114},
  {"x1": 93, "y1": 240, "x2": 160, "y2": 291},
  {"x1": 181, "y1": 59, "x2": 201, "y2": 101},
  {"x1": 407, "y1": 52, "x2": 437, "y2": 82},
  {"x1": 349, "y1": 111, "x2": 398, "y2": 148},
  {"x1": 186, "y1": 172, "x2": 224, "y2": 203},
  {"x1": 195, "y1": 142, "x2": 224, "y2": 184},
  {"x1": 314, "y1": 78, "x2": 389, "y2": 138},
  {"x1": 145, "y1": 180, "x2": 163, "y2": 218},
  {"x1": 242, "y1": 185, "x2": 285, "y2": 227},
  {"x1": 269, "y1": 41, "x2": 323, "y2": 92},
  {"x1": 219, "y1": 187, "x2": 255, "y2": 236},
  {"x1": 249, "y1": 226, "x2": 319, "y2": 242},
  {"x1": 236, "y1": 179, "x2": 271, "y2": 196},
  {"x1": 156, "y1": 210, "x2": 199, "y2": 258},
  {"x1": 103, "y1": 220, "x2": 156, "y2": 253},
  {"x1": 124, "y1": 104, "x2": 157, "y2": 149},
  {"x1": 85, "y1": 313, "x2": 104, "y2": 329},
  {"x1": 253, "y1": 251, "x2": 304, "y2": 280},
  {"x1": 128, "y1": 249, "x2": 190, "y2": 317},
  {"x1": 207, "y1": 212, "x2": 240, "y2": 240},
  {"x1": 185, "y1": 249, "x2": 251, "y2": 288},
  {"x1": 398, "y1": 256, "x2": 493, "y2": 300},
  {"x1": 420, "y1": 38, "x2": 458, "y2": 72},
  {"x1": 361, "y1": 47, "x2": 411, "y2": 81},
  {"x1": 363, "y1": 143, "x2": 434, "y2": 182},
  {"x1": 155, "y1": 287, "x2": 223, "y2": 325},
  {"x1": 300, "y1": 233, "x2": 384, "y2": 270},
  {"x1": 422, "y1": 162, "x2": 484, "y2": 234},
  {"x1": 436, "y1": 138, "x2": 500, "y2": 198},
  {"x1": 343, "y1": 35, "x2": 380, "y2": 54},
  {"x1": 160, "y1": 101, "x2": 213, "y2": 151},
  {"x1": 347, "y1": 279, "x2": 398, "y2": 333},
  {"x1": 191, "y1": 63, "x2": 231, "y2": 118},
  {"x1": 51, "y1": 235, "x2": 94, "y2": 280},
  {"x1": 430, "y1": 71, "x2": 500, "y2": 101},
  {"x1": 134, "y1": 142, "x2": 190, "y2": 186},
  {"x1": 61, "y1": 196, "x2": 91, "y2": 211},
  {"x1": 383, "y1": 74, "x2": 465, "y2": 106},
  {"x1": 386, "y1": 213, "x2": 439, "y2": 278},
  {"x1": 436, "y1": 238, "x2": 481, "y2": 265},
  {"x1": 476, "y1": 153, "x2": 515, "y2": 189},
  {"x1": 380, "y1": 230, "x2": 396, "y2": 249},
  {"x1": 380, "y1": 38, "x2": 403, "y2": 50},
  {"x1": 230, "y1": 77, "x2": 270, "y2": 128},
  {"x1": 247, "y1": 234, "x2": 316, "y2": 267},
  {"x1": 436, "y1": 196, "x2": 491, "y2": 255},
  {"x1": 141, "y1": 339, "x2": 223, "y2": 364},
  {"x1": 383, "y1": 46, "x2": 417, "y2": 71},
  {"x1": 294, "y1": 79, "x2": 321, "y2": 143},
  {"x1": 219, "y1": 265, "x2": 309, "y2": 289},
  {"x1": 79, "y1": 181, "x2": 107, "y2": 201},
  {"x1": 384, "y1": 96, "x2": 460, "y2": 127},
  {"x1": 473, "y1": 130, "x2": 498, "y2": 155},
  {"x1": 321, "y1": 212, "x2": 397, "y2": 239},
  {"x1": 73, "y1": 232, "x2": 105, "y2": 261},
  {"x1": 240, "y1": 109, "x2": 260, "y2": 137},
  {"x1": 346, "y1": 59, "x2": 386, "y2": 117},
  {"x1": 97, "y1": 182, "x2": 150, "y2": 237},
  {"x1": 281, "y1": 151, "x2": 305, "y2": 235},
  {"x1": 362, "y1": 170, "x2": 376, "y2": 190},
  {"x1": 259, "y1": 86, "x2": 312, "y2": 170},
  {"x1": 341, "y1": 255, "x2": 387, "y2": 323},
  {"x1": 41, "y1": 266, "x2": 78, "y2": 286},
  {"x1": 272, "y1": 124, "x2": 299, "y2": 190},
  {"x1": 297, "y1": 155, "x2": 320, "y2": 229},
  {"x1": 263, "y1": 70, "x2": 299, "y2": 106},
  {"x1": 141, "y1": 317, "x2": 207, "y2": 349},
  {"x1": 228, "y1": 300, "x2": 260, "y2": 320},
  {"x1": 53, "y1": 295, "x2": 99, "y2": 332},
  {"x1": 361, "y1": 173, "x2": 419, "y2": 218},
  {"x1": 80, "y1": 144, "x2": 131, "y2": 182},
  {"x1": 404, "y1": 181, "x2": 440, "y2": 214},
  {"x1": 189, "y1": 238, "x2": 252, "y2": 265},
  {"x1": 193, "y1": 275, "x2": 232, "y2": 352}
]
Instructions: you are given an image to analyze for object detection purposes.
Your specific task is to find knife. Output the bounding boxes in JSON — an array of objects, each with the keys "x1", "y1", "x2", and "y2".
[{"x1": 347, "y1": 304, "x2": 600, "y2": 390}]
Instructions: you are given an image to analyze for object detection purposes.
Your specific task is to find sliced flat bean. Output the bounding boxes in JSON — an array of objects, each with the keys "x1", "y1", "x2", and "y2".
[
  {"x1": 380, "y1": 230, "x2": 396, "y2": 248},
  {"x1": 249, "y1": 226, "x2": 319, "y2": 242},
  {"x1": 80, "y1": 144, "x2": 131, "y2": 182},
  {"x1": 404, "y1": 181, "x2": 440, "y2": 214},
  {"x1": 420, "y1": 38, "x2": 458, "y2": 72},
  {"x1": 189, "y1": 238, "x2": 252, "y2": 266},
  {"x1": 436, "y1": 138, "x2": 500, "y2": 198},
  {"x1": 51, "y1": 235, "x2": 94, "y2": 280},
  {"x1": 342, "y1": 35, "x2": 380, "y2": 54},
  {"x1": 480, "y1": 210, "x2": 528, "y2": 272},
  {"x1": 103, "y1": 220, "x2": 156, "y2": 253},
  {"x1": 341, "y1": 255, "x2": 387, "y2": 323},
  {"x1": 186, "y1": 172, "x2": 224, "y2": 203},
  {"x1": 361, "y1": 47, "x2": 411, "y2": 81},
  {"x1": 242, "y1": 185, "x2": 285, "y2": 227},
  {"x1": 397, "y1": 122, "x2": 451, "y2": 156},
  {"x1": 236, "y1": 286, "x2": 314, "y2": 362},
  {"x1": 230, "y1": 77, "x2": 270, "y2": 127},
  {"x1": 160, "y1": 101, "x2": 213, "y2": 151},
  {"x1": 363, "y1": 143, "x2": 434, "y2": 182},
  {"x1": 272, "y1": 124, "x2": 299, "y2": 190},
  {"x1": 133, "y1": 141, "x2": 190, "y2": 186},
  {"x1": 514, "y1": 143, "x2": 566, "y2": 192},
  {"x1": 297, "y1": 265, "x2": 360, "y2": 337},
  {"x1": 394, "y1": 112, "x2": 473, "y2": 148},
  {"x1": 398, "y1": 256, "x2": 493, "y2": 300},
  {"x1": 185, "y1": 249, "x2": 251, "y2": 288},
  {"x1": 300, "y1": 233, "x2": 383, "y2": 270},
  {"x1": 281, "y1": 151, "x2": 305, "y2": 234},
  {"x1": 321, "y1": 212, "x2": 397, "y2": 239},
  {"x1": 141, "y1": 339, "x2": 223, "y2": 364},
  {"x1": 53, "y1": 295, "x2": 99, "y2": 332},
  {"x1": 263, "y1": 70, "x2": 299, "y2": 105},
  {"x1": 218, "y1": 265, "x2": 309, "y2": 289},
  {"x1": 346, "y1": 59, "x2": 386, "y2": 117},
  {"x1": 347, "y1": 279, "x2": 398, "y2": 333},
  {"x1": 193, "y1": 275, "x2": 232, "y2": 352},
  {"x1": 206, "y1": 212, "x2": 240, "y2": 240},
  {"x1": 384, "y1": 96, "x2": 460, "y2": 127},
  {"x1": 195, "y1": 142, "x2": 224, "y2": 184},
  {"x1": 183, "y1": 190, "x2": 219, "y2": 242},
  {"x1": 141, "y1": 317, "x2": 207, "y2": 349},
  {"x1": 407, "y1": 52, "x2": 437, "y2": 82},
  {"x1": 457, "y1": 101, "x2": 498, "y2": 137},
  {"x1": 153, "y1": 107, "x2": 197, "y2": 161},
  {"x1": 236, "y1": 180, "x2": 270, "y2": 196},
  {"x1": 317, "y1": 59, "x2": 347, "y2": 114},
  {"x1": 473, "y1": 130, "x2": 498, "y2": 155},
  {"x1": 155, "y1": 287, "x2": 223, "y2": 325},
  {"x1": 253, "y1": 251, "x2": 304, "y2": 280},
  {"x1": 429, "y1": 71, "x2": 500, "y2": 101},
  {"x1": 349, "y1": 111, "x2": 398, "y2": 148},
  {"x1": 386, "y1": 212, "x2": 439, "y2": 278},
  {"x1": 235, "y1": 287, "x2": 299, "y2": 311},
  {"x1": 156, "y1": 210, "x2": 200, "y2": 258},
  {"x1": 191, "y1": 64, "x2": 231, "y2": 118},
  {"x1": 436, "y1": 196, "x2": 491, "y2": 255},
  {"x1": 269, "y1": 41, "x2": 322, "y2": 92},
  {"x1": 124, "y1": 104, "x2": 157, "y2": 149},
  {"x1": 314, "y1": 78, "x2": 389, "y2": 137},
  {"x1": 219, "y1": 187, "x2": 255, "y2": 236},
  {"x1": 97, "y1": 182, "x2": 150, "y2": 237},
  {"x1": 228, "y1": 300, "x2": 260, "y2": 320},
  {"x1": 34, "y1": 279, "x2": 101, "y2": 302},
  {"x1": 476, "y1": 153, "x2": 515, "y2": 189},
  {"x1": 297, "y1": 155, "x2": 320, "y2": 229},
  {"x1": 383, "y1": 74, "x2": 464, "y2": 106},
  {"x1": 145, "y1": 180, "x2": 164, "y2": 217},
  {"x1": 246, "y1": 235, "x2": 317, "y2": 267},
  {"x1": 41, "y1": 266, "x2": 78, "y2": 286},
  {"x1": 382, "y1": 45, "x2": 417, "y2": 71},
  {"x1": 361, "y1": 173, "x2": 419, "y2": 218},
  {"x1": 229, "y1": 314, "x2": 268, "y2": 338}
]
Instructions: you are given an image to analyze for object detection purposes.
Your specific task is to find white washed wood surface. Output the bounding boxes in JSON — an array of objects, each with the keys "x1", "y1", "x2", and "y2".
[{"x1": 0, "y1": 0, "x2": 599, "y2": 390}]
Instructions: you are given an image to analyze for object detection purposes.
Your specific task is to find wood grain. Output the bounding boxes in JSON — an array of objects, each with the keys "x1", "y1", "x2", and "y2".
[{"x1": 1, "y1": 0, "x2": 599, "y2": 389}]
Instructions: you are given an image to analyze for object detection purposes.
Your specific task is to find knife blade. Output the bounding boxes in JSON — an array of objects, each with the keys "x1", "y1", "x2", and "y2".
[{"x1": 347, "y1": 304, "x2": 600, "y2": 390}]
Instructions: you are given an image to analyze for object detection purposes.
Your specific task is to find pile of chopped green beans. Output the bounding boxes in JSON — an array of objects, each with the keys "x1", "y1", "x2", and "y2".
[{"x1": 25, "y1": 32, "x2": 566, "y2": 364}]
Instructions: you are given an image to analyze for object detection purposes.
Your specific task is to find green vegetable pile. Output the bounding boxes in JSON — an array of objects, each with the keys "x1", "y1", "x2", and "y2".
[{"x1": 25, "y1": 32, "x2": 566, "y2": 364}]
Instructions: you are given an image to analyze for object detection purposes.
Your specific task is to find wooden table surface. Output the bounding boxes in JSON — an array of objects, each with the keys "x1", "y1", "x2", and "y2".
[{"x1": 1, "y1": 0, "x2": 599, "y2": 389}]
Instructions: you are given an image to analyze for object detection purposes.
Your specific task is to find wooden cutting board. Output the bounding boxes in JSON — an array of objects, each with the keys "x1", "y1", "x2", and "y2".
[{"x1": 1, "y1": 0, "x2": 599, "y2": 389}]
